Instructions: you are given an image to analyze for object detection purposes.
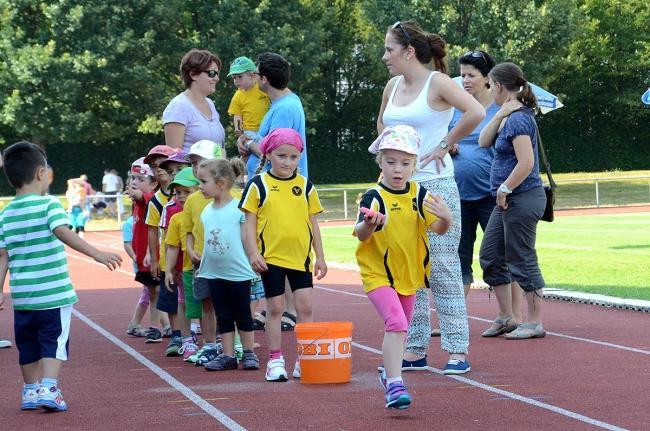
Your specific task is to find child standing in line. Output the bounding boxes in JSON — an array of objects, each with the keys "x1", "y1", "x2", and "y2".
[
  {"x1": 143, "y1": 145, "x2": 177, "y2": 343},
  {"x1": 162, "y1": 167, "x2": 199, "y2": 359},
  {"x1": 181, "y1": 140, "x2": 224, "y2": 365},
  {"x1": 127, "y1": 158, "x2": 169, "y2": 342},
  {"x1": 157, "y1": 152, "x2": 193, "y2": 357},
  {"x1": 196, "y1": 158, "x2": 260, "y2": 371},
  {"x1": 0, "y1": 141, "x2": 122, "y2": 412},
  {"x1": 354, "y1": 126, "x2": 451, "y2": 409},
  {"x1": 240, "y1": 128, "x2": 327, "y2": 382},
  {"x1": 227, "y1": 56, "x2": 270, "y2": 167},
  {"x1": 122, "y1": 175, "x2": 150, "y2": 338},
  {"x1": 65, "y1": 178, "x2": 88, "y2": 238}
]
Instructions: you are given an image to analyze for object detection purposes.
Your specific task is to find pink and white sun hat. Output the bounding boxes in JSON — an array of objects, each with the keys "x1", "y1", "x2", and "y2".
[
  {"x1": 131, "y1": 157, "x2": 154, "y2": 177},
  {"x1": 368, "y1": 125, "x2": 421, "y2": 155}
]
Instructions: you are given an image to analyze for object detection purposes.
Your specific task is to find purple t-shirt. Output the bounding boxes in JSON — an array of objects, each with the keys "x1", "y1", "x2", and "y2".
[
  {"x1": 162, "y1": 92, "x2": 226, "y2": 152},
  {"x1": 490, "y1": 108, "x2": 542, "y2": 195}
]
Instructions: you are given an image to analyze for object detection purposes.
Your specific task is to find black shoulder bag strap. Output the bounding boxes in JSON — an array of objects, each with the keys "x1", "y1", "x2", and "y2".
[{"x1": 532, "y1": 118, "x2": 557, "y2": 191}]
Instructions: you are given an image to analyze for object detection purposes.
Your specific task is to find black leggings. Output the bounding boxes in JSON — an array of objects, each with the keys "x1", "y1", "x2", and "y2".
[{"x1": 208, "y1": 278, "x2": 253, "y2": 333}]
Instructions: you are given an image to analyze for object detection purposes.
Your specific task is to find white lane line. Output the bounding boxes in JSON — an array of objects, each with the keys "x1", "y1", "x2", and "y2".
[
  {"x1": 66, "y1": 250, "x2": 246, "y2": 430},
  {"x1": 351, "y1": 343, "x2": 627, "y2": 431},
  {"x1": 314, "y1": 286, "x2": 650, "y2": 356},
  {"x1": 73, "y1": 309, "x2": 247, "y2": 431}
]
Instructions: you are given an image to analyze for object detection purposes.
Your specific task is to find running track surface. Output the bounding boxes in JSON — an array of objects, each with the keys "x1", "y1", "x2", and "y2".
[{"x1": 1, "y1": 231, "x2": 648, "y2": 431}]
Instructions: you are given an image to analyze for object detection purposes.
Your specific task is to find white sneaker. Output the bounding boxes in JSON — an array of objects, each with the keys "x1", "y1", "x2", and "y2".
[
  {"x1": 265, "y1": 358, "x2": 288, "y2": 382},
  {"x1": 21, "y1": 387, "x2": 39, "y2": 410},
  {"x1": 292, "y1": 359, "x2": 301, "y2": 378},
  {"x1": 0, "y1": 339, "x2": 12, "y2": 349},
  {"x1": 37, "y1": 386, "x2": 68, "y2": 411}
]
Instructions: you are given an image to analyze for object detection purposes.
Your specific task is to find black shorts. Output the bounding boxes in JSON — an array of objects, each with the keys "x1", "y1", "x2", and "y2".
[
  {"x1": 260, "y1": 264, "x2": 313, "y2": 299},
  {"x1": 14, "y1": 305, "x2": 73, "y2": 365},
  {"x1": 135, "y1": 271, "x2": 158, "y2": 287},
  {"x1": 156, "y1": 271, "x2": 178, "y2": 314}
]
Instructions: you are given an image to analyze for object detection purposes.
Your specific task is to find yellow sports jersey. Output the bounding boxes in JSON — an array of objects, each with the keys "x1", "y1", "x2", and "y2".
[
  {"x1": 239, "y1": 171, "x2": 323, "y2": 271},
  {"x1": 227, "y1": 82, "x2": 270, "y2": 131},
  {"x1": 145, "y1": 188, "x2": 171, "y2": 267},
  {"x1": 182, "y1": 189, "x2": 242, "y2": 257},
  {"x1": 165, "y1": 212, "x2": 191, "y2": 271},
  {"x1": 355, "y1": 181, "x2": 438, "y2": 296}
]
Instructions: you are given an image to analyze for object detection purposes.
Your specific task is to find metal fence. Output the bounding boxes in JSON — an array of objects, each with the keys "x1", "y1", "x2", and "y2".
[
  {"x1": 317, "y1": 176, "x2": 650, "y2": 221},
  {"x1": 1, "y1": 176, "x2": 648, "y2": 226}
]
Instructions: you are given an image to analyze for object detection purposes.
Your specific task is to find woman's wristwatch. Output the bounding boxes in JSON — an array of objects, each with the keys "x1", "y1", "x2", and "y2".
[
  {"x1": 498, "y1": 183, "x2": 513, "y2": 194},
  {"x1": 439, "y1": 138, "x2": 449, "y2": 150}
]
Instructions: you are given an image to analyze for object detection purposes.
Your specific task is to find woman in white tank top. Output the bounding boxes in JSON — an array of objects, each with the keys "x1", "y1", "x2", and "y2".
[{"x1": 376, "y1": 20, "x2": 484, "y2": 374}]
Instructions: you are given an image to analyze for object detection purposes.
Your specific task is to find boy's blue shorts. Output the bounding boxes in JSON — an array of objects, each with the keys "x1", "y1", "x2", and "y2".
[{"x1": 14, "y1": 305, "x2": 73, "y2": 365}]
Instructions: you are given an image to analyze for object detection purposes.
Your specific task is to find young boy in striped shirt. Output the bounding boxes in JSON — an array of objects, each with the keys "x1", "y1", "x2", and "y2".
[{"x1": 0, "y1": 141, "x2": 122, "y2": 412}]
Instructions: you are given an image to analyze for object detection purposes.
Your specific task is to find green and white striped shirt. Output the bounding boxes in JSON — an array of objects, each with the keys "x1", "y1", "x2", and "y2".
[{"x1": 0, "y1": 194, "x2": 77, "y2": 310}]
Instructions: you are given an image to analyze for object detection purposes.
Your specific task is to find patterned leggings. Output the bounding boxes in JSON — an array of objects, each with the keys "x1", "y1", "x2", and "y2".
[{"x1": 406, "y1": 176, "x2": 470, "y2": 355}]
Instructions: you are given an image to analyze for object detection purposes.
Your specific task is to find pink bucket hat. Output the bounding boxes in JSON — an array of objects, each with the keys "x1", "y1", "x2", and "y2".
[
  {"x1": 131, "y1": 157, "x2": 154, "y2": 177},
  {"x1": 259, "y1": 128, "x2": 304, "y2": 155},
  {"x1": 368, "y1": 125, "x2": 421, "y2": 155}
]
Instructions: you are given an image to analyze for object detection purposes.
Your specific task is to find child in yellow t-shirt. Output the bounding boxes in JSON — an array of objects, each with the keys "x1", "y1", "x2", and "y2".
[
  {"x1": 354, "y1": 125, "x2": 451, "y2": 410},
  {"x1": 227, "y1": 56, "x2": 270, "y2": 166}
]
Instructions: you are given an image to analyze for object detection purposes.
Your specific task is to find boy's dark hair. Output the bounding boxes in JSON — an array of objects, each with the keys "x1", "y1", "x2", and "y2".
[
  {"x1": 257, "y1": 52, "x2": 290, "y2": 90},
  {"x1": 2, "y1": 141, "x2": 47, "y2": 189}
]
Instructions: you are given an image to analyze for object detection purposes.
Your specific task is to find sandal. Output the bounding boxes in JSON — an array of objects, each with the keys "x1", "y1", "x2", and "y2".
[
  {"x1": 481, "y1": 317, "x2": 518, "y2": 337},
  {"x1": 252, "y1": 311, "x2": 266, "y2": 331},
  {"x1": 505, "y1": 323, "x2": 546, "y2": 340},
  {"x1": 280, "y1": 311, "x2": 297, "y2": 331}
]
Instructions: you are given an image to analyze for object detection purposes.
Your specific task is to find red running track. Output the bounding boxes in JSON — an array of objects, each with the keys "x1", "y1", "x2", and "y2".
[{"x1": 0, "y1": 231, "x2": 648, "y2": 431}]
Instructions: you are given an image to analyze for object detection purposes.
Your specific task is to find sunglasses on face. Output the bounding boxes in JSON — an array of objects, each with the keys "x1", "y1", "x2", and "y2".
[
  {"x1": 203, "y1": 69, "x2": 219, "y2": 78},
  {"x1": 463, "y1": 51, "x2": 488, "y2": 64},
  {"x1": 392, "y1": 21, "x2": 413, "y2": 46}
]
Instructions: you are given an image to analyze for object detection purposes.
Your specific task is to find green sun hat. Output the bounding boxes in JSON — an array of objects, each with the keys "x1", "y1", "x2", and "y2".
[
  {"x1": 227, "y1": 56, "x2": 256, "y2": 77},
  {"x1": 168, "y1": 167, "x2": 199, "y2": 191}
]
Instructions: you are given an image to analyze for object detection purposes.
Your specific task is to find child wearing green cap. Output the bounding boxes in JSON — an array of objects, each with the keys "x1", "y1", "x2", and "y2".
[{"x1": 227, "y1": 56, "x2": 270, "y2": 166}]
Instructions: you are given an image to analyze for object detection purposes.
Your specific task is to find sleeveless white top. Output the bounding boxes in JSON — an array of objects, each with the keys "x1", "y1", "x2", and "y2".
[{"x1": 382, "y1": 72, "x2": 455, "y2": 181}]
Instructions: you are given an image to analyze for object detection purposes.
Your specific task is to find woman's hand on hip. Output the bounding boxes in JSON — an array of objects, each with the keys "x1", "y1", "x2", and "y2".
[{"x1": 420, "y1": 145, "x2": 447, "y2": 173}]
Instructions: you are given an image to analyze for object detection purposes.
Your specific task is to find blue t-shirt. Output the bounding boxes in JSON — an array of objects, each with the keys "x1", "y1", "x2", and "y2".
[
  {"x1": 246, "y1": 92, "x2": 308, "y2": 179},
  {"x1": 490, "y1": 108, "x2": 542, "y2": 195},
  {"x1": 449, "y1": 103, "x2": 500, "y2": 200},
  {"x1": 197, "y1": 199, "x2": 256, "y2": 281},
  {"x1": 122, "y1": 216, "x2": 133, "y2": 242}
]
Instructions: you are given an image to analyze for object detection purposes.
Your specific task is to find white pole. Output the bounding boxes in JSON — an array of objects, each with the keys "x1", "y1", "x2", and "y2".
[
  {"x1": 343, "y1": 189, "x2": 348, "y2": 220},
  {"x1": 595, "y1": 180, "x2": 600, "y2": 208}
]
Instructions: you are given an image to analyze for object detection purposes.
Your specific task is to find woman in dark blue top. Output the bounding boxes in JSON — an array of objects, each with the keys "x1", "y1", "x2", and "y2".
[{"x1": 477, "y1": 62, "x2": 547, "y2": 340}]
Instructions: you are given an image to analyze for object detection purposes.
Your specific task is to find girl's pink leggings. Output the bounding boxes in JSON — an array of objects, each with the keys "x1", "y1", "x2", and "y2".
[{"x1": 367, "y1": 286, "x2": 416, "y2": 332}]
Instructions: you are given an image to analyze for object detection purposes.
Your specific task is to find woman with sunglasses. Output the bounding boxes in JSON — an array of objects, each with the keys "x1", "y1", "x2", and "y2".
[
  {"x1": 163, "y1": 49, "x2": 226, "y2": 154},
  {"x1": 450, "y1": 51, "x2": 523, "y2": 315},
  {"x1": 376, "y1": 20, "x2": 484, "y2": 375}
]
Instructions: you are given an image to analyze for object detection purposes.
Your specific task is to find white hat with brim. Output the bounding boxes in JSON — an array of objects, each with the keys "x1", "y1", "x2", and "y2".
[
  {"x1": 368, "y1": 125, "x2": 421, "y2": 155},
  {"x1": 189, "y1": 140, "x2": 223, "y2": 160}
]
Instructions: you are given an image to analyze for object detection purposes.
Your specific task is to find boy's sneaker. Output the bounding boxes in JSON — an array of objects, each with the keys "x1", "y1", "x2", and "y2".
[
  {"x1": 265, "y1": 358, "x2": 288, "y2": 382},
  {"x1": 192, "y1": 345, "x2": 221, "y2": 366},
  {"x1": 442, "y1": 359, "x2": 471, "y2": 375},
  {"x1": 384, "y1": 381, "x2": 411, "y2": 409},
  {"x1": 292, "y1": 359, "x2": 301, "y2": 378},
  {"x1": 162, "y1": 326, "x2": 172, "y2": 338},
  {"x1": 179, "y1": 340, "x2": 199, "y2": 362},
  {"x1": 205, "y1": 353, "x2": 238, "y2": 371},
  {"x1": 241, "y1": 350, "x2": 260, "y2": 370},
  {"x1": 165, "y1": 336, "x2": 183, "y2": 357},
  {"x1": 377, "y1": 355, "x2": 428, "y2": 373},
  {"x1": 144, "y1": 327, "x2": 162, "y2": 343},
  {"x1": 0, "y1": 339, "x2": 13, "y2": 348},
  {"x1": 37, "y1": 386, "x2": 68, "y2": 412},
  {"x1": 21, "y1": 387, "x2": 39, "y2": 410}
]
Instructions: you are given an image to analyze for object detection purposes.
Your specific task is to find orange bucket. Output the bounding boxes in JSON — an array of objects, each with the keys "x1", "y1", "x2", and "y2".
[{"x1": 295, "y1": 321, "x2": 353, "y2": 384}]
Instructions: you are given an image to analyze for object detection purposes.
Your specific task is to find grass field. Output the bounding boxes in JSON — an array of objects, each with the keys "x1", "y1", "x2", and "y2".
[{"x1": 321, "y1": 212, "x2": 650, "y2": 301}]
